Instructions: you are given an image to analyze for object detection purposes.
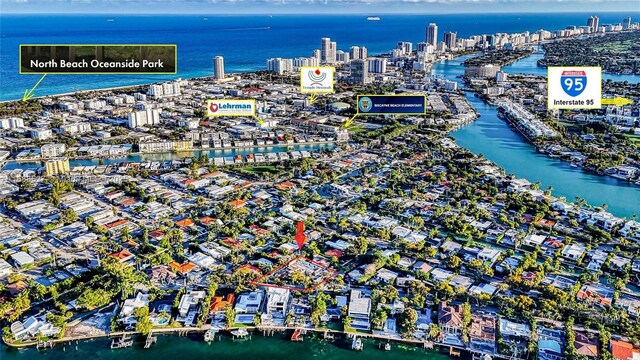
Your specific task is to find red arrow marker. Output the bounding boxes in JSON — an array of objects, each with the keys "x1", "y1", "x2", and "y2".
[{"x1": 294, "y1": 221, "x2": 307, "y2": 250}]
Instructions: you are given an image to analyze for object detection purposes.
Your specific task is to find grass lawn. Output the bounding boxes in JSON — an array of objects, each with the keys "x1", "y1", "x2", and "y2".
[
  {"x1": 347, "y1": 124, "x2": 365, "y2": 133},
  {"x1": 241, "y1": 166, "x2": 278, "y2": 174}
]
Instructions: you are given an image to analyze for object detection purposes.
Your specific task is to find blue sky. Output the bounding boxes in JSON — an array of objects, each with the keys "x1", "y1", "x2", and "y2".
[{"x1": 2, "y1": 0, "x2": 639, "y2": 14}]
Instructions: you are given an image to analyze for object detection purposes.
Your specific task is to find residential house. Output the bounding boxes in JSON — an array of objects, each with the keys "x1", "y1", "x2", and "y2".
[
  {"x1": 119, "y1": 292, "x2": 150, "y2": 325},
  {"x1": 176, "y1": 290, "x2": 206, "y2": 326},
  {"x1": 470, "y1": 313, "x2": 497, "y2": 353},
  {"x1": 234, "y1": 290, "x2": 264, "y2": 324},
  {"x1": 438, "y1": 302, "x2": 464, "y2": 346},
  {"x1": 262, "y1": 287, "x2": 291, "y2": 325},
  {"x1": 576, "y1": 284, "x2": 614, "y2": 307},
  {"x1": 348, "y1": 289, "x2": 372, "y2": 330},
  {"x1": 10, "y1": 315, "x2": 62, "y2": 341},
  {"x1": 610, "y1": 340, "x2": 640, "y2": 360},
  {"x1": 574, "y1": 331, "x2": 599, "y2": 358}
]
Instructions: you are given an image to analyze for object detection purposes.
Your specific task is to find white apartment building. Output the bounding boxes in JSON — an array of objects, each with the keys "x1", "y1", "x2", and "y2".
[
  {"x1": 30, "y1": 128, "x2": 53, "y2": 140},
  {"x1": 128, "y1": 109, "x2": 160, "y2": 128},
  {"x1": 60, "y1": 122, "x2": 92, "y2": 135},
  {"x1": 0, "y1": 117, "x2": 24, "y2": 129},
  {"x1": 40, "y1": 143, "x2": 66, "y2": 158}
]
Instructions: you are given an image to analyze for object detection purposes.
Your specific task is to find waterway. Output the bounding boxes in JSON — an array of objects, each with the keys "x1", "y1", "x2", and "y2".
[
  {"x1": 1, "y1": 143, "x2": 336, "y2": 170},
  {"x1": 433, "y1": 54, "x2": 639, "y2": 218},
  {"x1": 0, "y1": 333, "x2": 452, "y2": 360}
]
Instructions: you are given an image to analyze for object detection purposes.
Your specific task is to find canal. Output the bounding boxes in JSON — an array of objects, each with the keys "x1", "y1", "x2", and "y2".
[
  {"x1": 433, "y1": 53, "x2": 639, "y2": 218},
  {"x1": 1, "y1": 143, "x2": 337, "y2": 170}
]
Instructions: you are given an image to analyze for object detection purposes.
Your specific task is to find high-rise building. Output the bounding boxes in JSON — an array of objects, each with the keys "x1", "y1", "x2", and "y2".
[
  {"x1": 396, "y1": 41, "x2": 413, "y2": 55},
  {"x1": 336, "y1": 50, "x2": 350, "y2": 63},
  {"x1": 444, "y1": 32, "x2": 457, "y2": 50},
  {"x1": 350, "y1": 59, "x2": 368, "y2": 84},
  {"x1": 464, "y1": 64, "x2": 501, "y2": 78},
  {"x1": 312, "y1": 49, "x2": 321, "y2": 59},
  {"x1": 266, "y1": 58, "x2": 293, "y2": 74},
  {"x1": 321, "y1": 37, "x2": 331, "y2": 63},
  {"x1": 329, "y1": 41, "x2": 337, "y2": 63},
  {"x1": 426, "y1": 23, "x2": 438, "y2": 46},
  {"x1": 213, "y1": 56, "x2": 225, "y2": 80},
  {"x1": 147, "y1": 81, "x2": 180, "y2": 97},
  {"x1": 293, "y1": 57, "x2": 319, "y2": 68},
  {"x1": 587, "y1": 16, "x2": 599, "y2": 32},
  {"x1": 349, "y1": 46, "x2": 361, "y2": 60},
  {"x1": 45, "y1": 157, "x2": 70, "y2": 176},
  {"x1": 496, "y1": 71, "x2": 508, "y2": 83},
  {"x1": 349, "y1": 46, "x2": 368, "y2": 60},
  {"x1": 623, "y1": 17, "x2": 632, "y2": 29},
  {"x1": 368, "y1": 58, "x2": 387, "y2": 73}
]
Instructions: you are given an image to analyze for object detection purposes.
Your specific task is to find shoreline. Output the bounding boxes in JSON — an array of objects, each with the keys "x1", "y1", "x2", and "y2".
[
  {"x1": 4, "y1": 140, "x2": 338, "y2": 165},
  {"x1": 2, "y1": 325, "x2": 478, "y2": 358},
  {"x1": 2, "y1": 32, "x2": 635, "y2": 105}
]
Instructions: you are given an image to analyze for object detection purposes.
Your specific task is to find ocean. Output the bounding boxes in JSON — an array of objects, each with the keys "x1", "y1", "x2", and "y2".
[{"x1": 2, "y1": 12, "x2": 639, "y2": 101}]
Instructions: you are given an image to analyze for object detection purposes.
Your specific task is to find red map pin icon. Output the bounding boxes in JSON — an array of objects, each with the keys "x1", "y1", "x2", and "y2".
[{"x1": 295, "y1": 221, "x2": 307, "y2": 250}]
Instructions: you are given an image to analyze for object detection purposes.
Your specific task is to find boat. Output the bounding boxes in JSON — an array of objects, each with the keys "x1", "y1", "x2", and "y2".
[
  {"x1": 110, "y1": 334, "x2": 133, "y2": 349},
  {"x1": 351, "y1": 336, "x2": 363, "y2": 351},
  {"x1": 203, "y1": 18, "x2": 208, "y2": 21},
  {"x1": 367, "y1": 16, "x2": 381, "y2": 21},
  {"x1": 204, "y1": 329, "x2": 215, "y2": 342},
  {"x1": 291, "y1": 328, "x2": 303, "y2": 342},
  {"x1": 106, "y1": 19, "x2": 114, "y2": 22},
  {"x1": 231, "y1": 328, "x2": 250, "y2": 341}
]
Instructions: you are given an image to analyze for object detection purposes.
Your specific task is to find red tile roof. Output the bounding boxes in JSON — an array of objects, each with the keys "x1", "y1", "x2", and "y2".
[
  {"x1": 610, "y1": 340, "x2": 638, "y2": 360},
  {"x1": 325, "y1": 249, "x2": 343, "y2": 258},
  {"x1": 210, "y1": 294, "x2": 235, "y2": 312},
  {"x1": 109, "y1": 249, "x2": 133, "y2": 261},
  {"x1": 237, "y1": 264, "x2": 262, "y2": 275},
  {"x1": 229, "y1": 199, "x2": 246, "y2": 208},
  {"x1": 199, "y1": 216, "x2": 216, "y2": 225},
  {"x1": 105, "y1": 219, "x2": 128, "y2": 228},
  {"x1": 175, "y1": 218, "x2": 195, "y2": 227},
  {"x1": 168, "y1": 261, "x2": 196, "y2": 273}
]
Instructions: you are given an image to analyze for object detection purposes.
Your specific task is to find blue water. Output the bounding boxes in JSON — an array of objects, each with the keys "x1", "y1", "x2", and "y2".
[
  {"x1": 2, "y1": 13, "x2": 639, "y2": 100},
  {"x1": 1, "y1": 13, "x2": 638, "y2": 218},
  {"x1": 1, "y1": 143, "x2": 336, "y2": 170},
  {"x1": 502, "y1": 52, "x2": 639, "y2": 83},
  {"x1": 433, "y1": 55, "x2": 639, "y2": 218}
]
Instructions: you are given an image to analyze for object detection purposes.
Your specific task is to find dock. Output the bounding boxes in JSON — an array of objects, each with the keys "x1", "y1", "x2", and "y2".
[
  {"x1": 144, "y1": 332, "x2": 158, "y2": 349},
  {"x1": 449, "y1": 346, "x2": 461, "y2": 357},
  {"x1": 36, "y1": 340, "x2": 54, "y2": 350},
  {"x1": 110, "y1": 334, "x2": 133, "y2": 349}
]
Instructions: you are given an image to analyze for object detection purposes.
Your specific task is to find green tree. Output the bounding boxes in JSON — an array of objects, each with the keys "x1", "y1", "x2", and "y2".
[
  {"x1": 399, "y1": 308, "x2": 418, "y2": 338},
  {"x1": 134, "y1": 306, "x2": 152, "y2": 335},
  {"x1": 224, "y1": 305, "x2": 236, "y2": 328},
  {"x1": 77, "y1": 288, "x2": 111, "y2": 310}
]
